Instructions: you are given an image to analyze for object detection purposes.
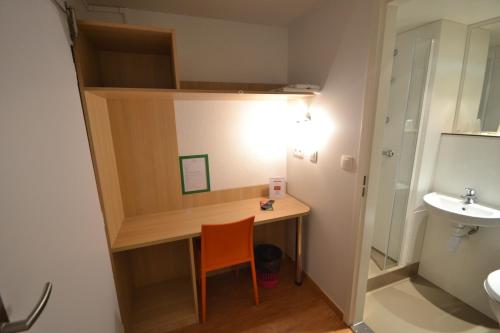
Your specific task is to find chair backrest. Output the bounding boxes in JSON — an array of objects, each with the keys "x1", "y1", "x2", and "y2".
[{"x1": 201, "y1": 216, "x2": 255, "y2": 271}]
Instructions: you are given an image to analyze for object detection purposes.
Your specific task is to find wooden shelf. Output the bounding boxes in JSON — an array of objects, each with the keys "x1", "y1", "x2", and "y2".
[
  {"x1": 111, "y1": 195, "x2": 310, "y2": 253},
  {"x1": 130, "y1": 277, "x2": 197, "y2": 333},
  {"x1": 84, "y1": 87, "x2": 314, "y2": 101}
]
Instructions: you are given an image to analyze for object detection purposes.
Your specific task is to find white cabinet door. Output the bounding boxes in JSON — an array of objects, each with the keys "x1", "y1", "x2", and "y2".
[{"x1": 0, "y1": 1, "x2": 121, "y2": 332}]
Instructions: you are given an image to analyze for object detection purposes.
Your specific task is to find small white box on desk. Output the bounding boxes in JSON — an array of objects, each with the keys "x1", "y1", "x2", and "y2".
[{"x1": 269, "y1": 177, "x2": 286, "y2": 199}]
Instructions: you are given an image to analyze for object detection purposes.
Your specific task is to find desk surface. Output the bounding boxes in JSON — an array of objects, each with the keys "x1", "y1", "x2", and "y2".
[{"x1": 112, "y1": 195, "x2": 310, "y2": 252}]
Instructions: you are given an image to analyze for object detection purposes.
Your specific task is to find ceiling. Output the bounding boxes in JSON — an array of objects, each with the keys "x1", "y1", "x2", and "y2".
[
  {"x1": 396, "y1": 0, "x2": 500, "y2": 32},
  {"x1": 85, "y1": 0, "x2": 323, "y2": 27}
]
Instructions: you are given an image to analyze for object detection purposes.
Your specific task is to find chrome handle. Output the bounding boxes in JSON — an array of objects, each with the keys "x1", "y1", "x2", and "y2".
[
  {"x1": 463, "y1": 187, "x2": 476, "y2": 196},
  {"x1": 461, "y1": 187, "x2": 477, "y2": 204},
  {"x1": 382, "y1": 149, "x2": 395, "y2": 157},
  {"x1": 0, "y1": 283, "x2": 52, "y2": 333}
]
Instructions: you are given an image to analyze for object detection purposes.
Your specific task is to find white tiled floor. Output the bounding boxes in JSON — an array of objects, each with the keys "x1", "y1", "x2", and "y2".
[{"x1": 364, "y1": 277, "x2": 499, "y2": 333}]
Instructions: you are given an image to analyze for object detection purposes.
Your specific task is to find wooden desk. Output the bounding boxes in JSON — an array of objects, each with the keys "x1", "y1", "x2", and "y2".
[{"x1": 112, "y1": 194, "x2": 310, "y2": 285}]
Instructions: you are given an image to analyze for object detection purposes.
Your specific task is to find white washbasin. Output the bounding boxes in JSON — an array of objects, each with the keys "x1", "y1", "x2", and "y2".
[{"x1": 423, "y1": 192, "x2": 500, "y2": 227}]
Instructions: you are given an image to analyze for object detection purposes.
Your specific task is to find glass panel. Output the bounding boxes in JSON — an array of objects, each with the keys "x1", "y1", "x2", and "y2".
[
  {"x1": 385, "y1": 38, "x2": 433, "y2": 267},
  {"x1": 370, "y1": 35, "x2": 433, "y2": 277}
]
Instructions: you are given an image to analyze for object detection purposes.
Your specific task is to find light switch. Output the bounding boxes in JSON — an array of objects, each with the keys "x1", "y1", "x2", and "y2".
[
  {"x1": 310, "y1": 151, "x2": 318, "y2": 163},
  {"x1": 341, "y1": 154, "x2": 355, "y2": 171}
]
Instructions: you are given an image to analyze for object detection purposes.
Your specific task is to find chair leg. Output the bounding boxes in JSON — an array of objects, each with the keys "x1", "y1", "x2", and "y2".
[
  {"x1": 250, "y1": 259, "x2": 260, "y2": 305},
  {"x1": 201, "y1": 271, "x2": 207, "y2": 323}
]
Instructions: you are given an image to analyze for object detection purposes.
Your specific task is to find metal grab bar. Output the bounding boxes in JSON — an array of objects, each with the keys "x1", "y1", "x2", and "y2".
[{"x1": 0, "y1": 283, "x2": 52, "y2": 333}]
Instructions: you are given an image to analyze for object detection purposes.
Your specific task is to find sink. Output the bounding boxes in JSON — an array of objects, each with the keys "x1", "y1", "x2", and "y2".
[{"x1": 424, "y1": 192, "x2": 500, "y2": 227}]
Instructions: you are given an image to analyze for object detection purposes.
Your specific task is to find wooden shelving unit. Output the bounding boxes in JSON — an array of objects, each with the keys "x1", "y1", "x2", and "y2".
[{"x1": 73, "y1": 20, "x2": 312, "y2": 333}]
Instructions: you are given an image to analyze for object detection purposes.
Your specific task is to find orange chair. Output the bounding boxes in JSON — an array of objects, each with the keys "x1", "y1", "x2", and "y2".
[{"x1": 200, "y1": 216, "x2": 260, "y2": 323}]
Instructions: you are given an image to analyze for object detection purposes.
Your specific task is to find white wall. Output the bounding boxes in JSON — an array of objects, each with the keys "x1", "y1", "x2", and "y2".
[
  {"x1": 419, "y1": 134, "x2": 500, "y2": 320},
  {"x1": 175, "y1": 100, "x2": 287, "y2": 190},
  {"x1": 287, "y1": 0, "x2": 383, "y2": 315},
  {"x1": 0, "y1": 1, "x2": 121, "y2": 332},
  {"x1": 68, "y1": 0, "x2": 288, "y2": 84},
  {"x1": 287, "y1": 0, "x2": 356, "y2": 87},
  {"x1": 352, "y1": 4, "x2": 398, "y2": 322}
]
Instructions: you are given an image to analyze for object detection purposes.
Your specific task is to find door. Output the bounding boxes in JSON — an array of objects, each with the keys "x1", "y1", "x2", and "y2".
[
  {"x1": 371, "y1": 33, "x2": 433, "y2": 270},
  {"x1": 0, "y1": 1, "x2": 120, "y2": 332}
]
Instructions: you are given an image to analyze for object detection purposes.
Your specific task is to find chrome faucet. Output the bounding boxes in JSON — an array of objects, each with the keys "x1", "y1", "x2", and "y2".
[{"x1": 462, "y1": 188, "x2": 477, "y2": 204}]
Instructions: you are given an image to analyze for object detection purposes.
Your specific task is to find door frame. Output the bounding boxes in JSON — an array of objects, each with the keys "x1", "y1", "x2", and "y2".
[{"x1": 345, "y1": 0, "x2": 400, "y2": 325}]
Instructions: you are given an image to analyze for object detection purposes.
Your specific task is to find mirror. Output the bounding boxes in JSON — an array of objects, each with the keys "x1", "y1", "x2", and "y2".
[{"x1": 455, "y1": 18, "x2": 500, "y2": 135}]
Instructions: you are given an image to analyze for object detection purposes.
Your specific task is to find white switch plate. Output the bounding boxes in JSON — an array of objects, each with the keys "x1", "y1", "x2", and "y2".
[{"x1": 341, "y1": 154, "x2": 355, "y2": 171}]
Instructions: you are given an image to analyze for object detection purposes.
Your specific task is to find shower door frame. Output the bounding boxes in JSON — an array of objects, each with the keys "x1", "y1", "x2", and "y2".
[
  {"x1": 346, "y1": 0, "x2": 438, "y2": 325},
  {"x1": 372, "y1": 36, "x2": 435, "y2": 271}
]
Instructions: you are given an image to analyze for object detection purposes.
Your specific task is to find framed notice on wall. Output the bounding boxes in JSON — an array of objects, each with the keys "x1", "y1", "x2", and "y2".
[{"x1": 179, "y1": 154, "x2": 211, "y2": 194}]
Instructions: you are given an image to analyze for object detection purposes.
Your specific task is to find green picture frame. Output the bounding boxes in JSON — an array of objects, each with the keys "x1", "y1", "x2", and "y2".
[{"x1": 179, "y1": 154, "x2": 211, "y2": 194}]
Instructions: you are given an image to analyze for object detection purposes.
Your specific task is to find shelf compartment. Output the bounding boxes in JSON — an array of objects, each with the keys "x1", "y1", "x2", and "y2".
[
  {"x1": 75, "y1": 21, "x2": 179, "y2": 89},
  {"x1": 112, "y1": 240, "x2": 198, "y2": 333}
]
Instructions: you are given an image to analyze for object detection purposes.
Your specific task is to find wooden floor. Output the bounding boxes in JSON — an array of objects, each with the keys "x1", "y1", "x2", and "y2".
[{"x1": 173, "y1": 258, "x2": 352, "y2": 333}]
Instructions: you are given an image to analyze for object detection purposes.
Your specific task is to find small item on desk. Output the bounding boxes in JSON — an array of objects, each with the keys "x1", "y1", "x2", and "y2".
[
  {"x1": 269, "y1": 177, "x2": 286, "y2": 199},
  {"x1": 260, "y1": 200, "x2": 274, "y2": 211}
]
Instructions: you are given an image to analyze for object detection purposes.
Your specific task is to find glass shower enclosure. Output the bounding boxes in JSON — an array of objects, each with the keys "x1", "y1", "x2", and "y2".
[{"x1": 370, "y1": 35, "x2": 433, "y2": 273}]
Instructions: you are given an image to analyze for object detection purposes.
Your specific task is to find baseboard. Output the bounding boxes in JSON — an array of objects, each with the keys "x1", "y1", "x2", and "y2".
[{"x1": 367, "y1": 262, "x2": 419, "y2": 292}]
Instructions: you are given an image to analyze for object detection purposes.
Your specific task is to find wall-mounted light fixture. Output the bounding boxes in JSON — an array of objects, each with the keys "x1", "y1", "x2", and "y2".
[{"x1": 289, "y1": 100, "x2": 320, "y2": 164}]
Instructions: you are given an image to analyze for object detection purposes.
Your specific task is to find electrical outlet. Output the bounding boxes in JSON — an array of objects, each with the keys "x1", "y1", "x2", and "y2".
[{"x1": 293, "y1": 149, "x2": 304, "y2": 159}]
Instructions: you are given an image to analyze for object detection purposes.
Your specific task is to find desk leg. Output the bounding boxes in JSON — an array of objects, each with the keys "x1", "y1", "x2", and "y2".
[
  {"x1": 188, "y1": 238, "x2": 199, "y2": 322},
  {"x1": 295, "y1": 216, "x2": 303, "y2": 285}
]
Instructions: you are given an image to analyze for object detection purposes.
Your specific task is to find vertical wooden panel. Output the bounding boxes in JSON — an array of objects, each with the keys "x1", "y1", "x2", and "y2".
[
  {"x1": 84, "y1": 92, "x2": 124, "y2": 244},
  {"x1": 112, "y1": 252, "x2": 134, "y2": 329},
  {"x1": 108, "y1": 97, "x2": 183, "y2": 217},
  {"x1": 129, "y1": 241, "x2": 191, "y2": 288},
  {"x1": 170, "y1": 31, "x2": 180, "y2": 89},
  {"x1": 74, "y1": 31, "x2": 101, "y2": 87},
  {"x1": 188, "y1": 238, "x2": 199, "y2": 322}
]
